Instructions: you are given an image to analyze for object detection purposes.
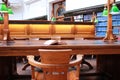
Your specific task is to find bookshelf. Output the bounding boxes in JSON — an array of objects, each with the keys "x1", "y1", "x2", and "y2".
[
  {"x1": 96, "y1": 12, "x2": 120, "y2": 37},
  {"x1": 73, "y1": 15, "x2": 83, "y2": 22},
  {"x1": 73, "y1": 12, "x2": 120, "y2": 37},
  {"x1": 96, "y1": 12, "x2": 107, "y2": 37},
  {"x1": 83, "y1": 14, "x2": 93, "y2": 22}
]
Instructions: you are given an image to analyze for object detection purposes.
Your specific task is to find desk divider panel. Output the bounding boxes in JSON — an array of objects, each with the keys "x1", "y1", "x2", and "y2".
[
  {"x1": 9, "y1": 24, "x2": 28, "y2": 38},
  {"x1": 0, "y1": 21, "x2": 95, "y2": 40},
  {"x1": 52, "y1": 24, "x2": 75, "y2": 39},
  {"x1": 29, "y1": 24, "x2": 52, "y2": 38},
  {"x1": 75, "y1": 25, "x2": 95, "y2": 38}
]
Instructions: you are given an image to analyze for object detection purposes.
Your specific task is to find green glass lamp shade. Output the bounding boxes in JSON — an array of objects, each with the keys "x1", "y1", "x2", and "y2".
[
  {"x1": 90, "y1": 18, "x2": 98, "y2": 23},
  {"x1": 94, "y1": 18, "x2": 98, "y2": 23},
  {"x1": 0, "y1": 16, "x2": 4, "y2": 21},
  {"x1": 51, "y1": 17, "x2": 56, "y2": 21},
  {"x1": 0, "y1": 3, "x2": 8, "y2": 12},
  {"x1": 102, "y1": 7, "x2": 108, "y2": 16},
  {"x1": 110, "y1": 3, "x2": 120, "y2": 14},
  {"x1": 8, "y1": 8, "x2": 13, "y2": 14}
]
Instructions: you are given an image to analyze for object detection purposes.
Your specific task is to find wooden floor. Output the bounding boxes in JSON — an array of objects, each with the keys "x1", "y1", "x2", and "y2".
[{"x1": 16, "y1": 56, "x2": 110, "y2": 80}]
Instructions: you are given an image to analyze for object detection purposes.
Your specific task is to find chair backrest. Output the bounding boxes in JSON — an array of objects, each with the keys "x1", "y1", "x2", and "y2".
[{"x1": 38, "y1": 49, "x2": 72, "y2": 80}]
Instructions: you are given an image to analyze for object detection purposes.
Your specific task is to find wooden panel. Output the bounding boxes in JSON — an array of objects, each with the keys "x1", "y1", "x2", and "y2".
[
  {"x1": 0, "y1": 21, "x2": 95, "y2": 39},
  {"x1": 75, "y1": 25, "x2": 95, "y2": 38},
  {"x1": 9, "y1": 24, "x2": 28, "y2": 38},
  {"x1": 53, "y1": 24, "x2": 75, "y2": 38},
  {"x1": 0, "y1": 57, "x2": 16, "y2": 80},
  {"x1": 29, "y1": 24, "x2": 52, "y2": 38},
  {"x1": 97, "y1": 55, "x2": 120, "y2": 80},
  {"x1": 30, "y1": 24, "x2": 51, "y2": 34}
]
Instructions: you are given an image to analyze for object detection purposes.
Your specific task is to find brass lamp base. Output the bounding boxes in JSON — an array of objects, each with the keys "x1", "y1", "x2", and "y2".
[
  {"x1": 2, "y1": 29, "x2": 14, "y2": 43},
  {"x1": 103, "y1": 33, "x2": 117, "y2": 42}
]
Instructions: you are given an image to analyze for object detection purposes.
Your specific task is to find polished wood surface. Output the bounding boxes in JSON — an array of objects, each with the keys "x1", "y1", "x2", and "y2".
[{"x1": 0, "y1": 40, "x2": 120, "y2": 56}]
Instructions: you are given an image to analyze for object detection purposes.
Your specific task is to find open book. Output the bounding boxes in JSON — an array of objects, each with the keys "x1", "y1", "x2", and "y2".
[{"x1": 44, "y1": 40, "x2": 66, "y2": 45}]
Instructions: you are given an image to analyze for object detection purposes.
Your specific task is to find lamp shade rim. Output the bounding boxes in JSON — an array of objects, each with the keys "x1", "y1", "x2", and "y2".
[
  {"x1": 110, "y1": 12, "x2": 120, "y2": 15},
  {"x1": 0, "y1": 11, "x2": 8, "y2": 13}
]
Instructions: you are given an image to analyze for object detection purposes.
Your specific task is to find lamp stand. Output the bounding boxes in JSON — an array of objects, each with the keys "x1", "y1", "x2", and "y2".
[
  {"x1": 103, "y1": 0, "x2": 117, "y2": 42},
  {"x1": 2, "y1": 13, "x2": 14, "y2": 42}
]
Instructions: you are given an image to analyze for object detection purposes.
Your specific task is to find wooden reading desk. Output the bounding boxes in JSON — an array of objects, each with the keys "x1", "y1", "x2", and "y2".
[{"x1": 0, "y1": 40, "x2": 120, "y2": 80}]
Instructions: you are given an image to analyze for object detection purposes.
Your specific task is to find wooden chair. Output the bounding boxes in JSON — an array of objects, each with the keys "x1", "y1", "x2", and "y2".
[{"x1": 27, "y1": 49, "x2": 83, "y2": 80}]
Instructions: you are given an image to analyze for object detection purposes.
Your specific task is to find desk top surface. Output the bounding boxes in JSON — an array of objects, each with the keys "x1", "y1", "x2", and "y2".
[
  {"x1": 0, "y1": 40, "x2": 120, "y2": 49},
  {"x1": 0, "y1": 40, "x2": 120, "y2": 56}
]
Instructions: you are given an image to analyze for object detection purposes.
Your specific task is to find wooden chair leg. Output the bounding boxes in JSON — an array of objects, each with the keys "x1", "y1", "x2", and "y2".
[
  {"x1": 31, "y1": 65, "x2": 35, "y2": 80},
  {"x1": 22, "y1": 56, "x2": 40, "y2": 70},
  {"x1": 22, "y1": 63, "x2": 30, "y2": 70},
  {"x1": 81, "y1": 58, "x2": 93, "y2": 70}
]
